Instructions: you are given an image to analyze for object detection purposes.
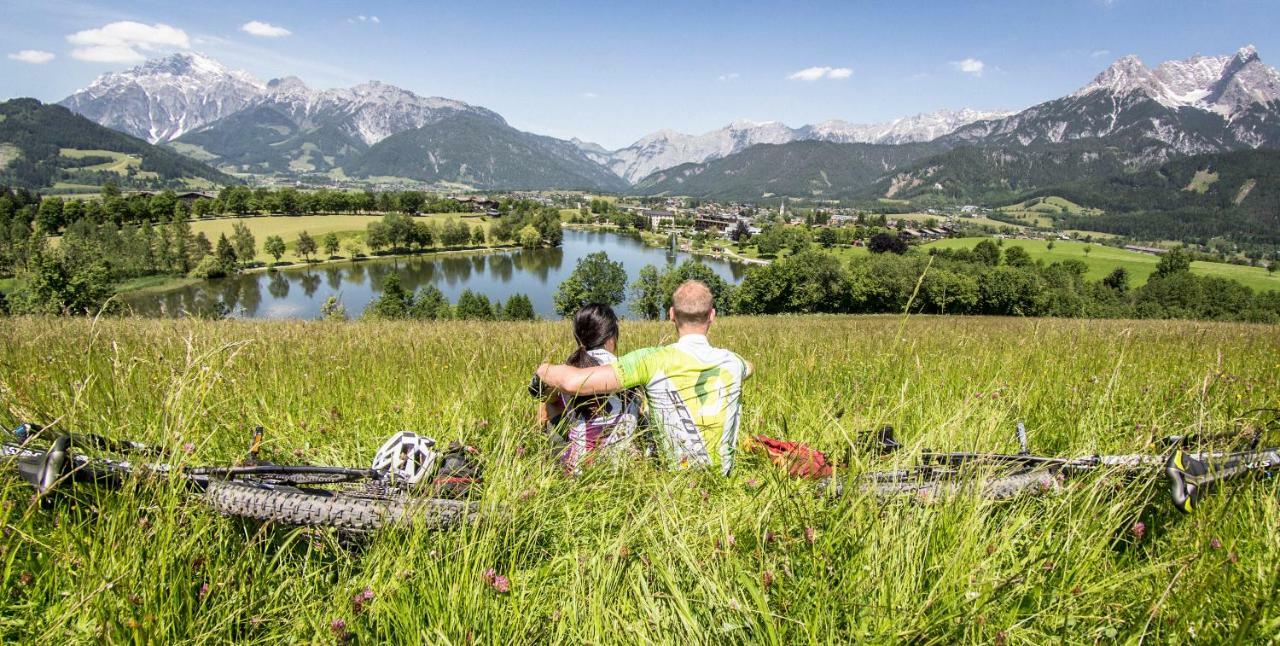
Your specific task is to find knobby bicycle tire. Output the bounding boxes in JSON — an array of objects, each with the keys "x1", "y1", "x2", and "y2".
[
  {"x1": 856, "y1": 470, "x2": 1062, "y2": 501},
  {"x1": 203, "y1": 480, "x2": 476, "y2": 531}
]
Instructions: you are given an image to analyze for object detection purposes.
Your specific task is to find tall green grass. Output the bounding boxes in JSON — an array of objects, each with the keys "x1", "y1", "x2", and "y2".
[{"x1": 0, "y1": 315, "x2": 1277, "y2": 642}]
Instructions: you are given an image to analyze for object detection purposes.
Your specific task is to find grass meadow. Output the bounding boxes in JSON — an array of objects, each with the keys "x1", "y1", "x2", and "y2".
[
  {"x1": 0, "y1": 314, "x2": 1278, "y2": 642},
  {"x1": 188, "y1": 214, "x2": 494, "y2": 264},
  {"x1": 925, "y1": 238, "x2": 1280, "y2": 293}
]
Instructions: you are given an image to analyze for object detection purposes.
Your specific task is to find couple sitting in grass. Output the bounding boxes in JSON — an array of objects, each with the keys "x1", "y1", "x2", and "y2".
[{"x1": 533, "y1": 280, "x2": 754, "y2": 475}]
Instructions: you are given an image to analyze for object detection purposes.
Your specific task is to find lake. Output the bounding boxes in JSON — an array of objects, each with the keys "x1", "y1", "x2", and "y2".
[{"x1": 121, "y1": 229, "x2": 751, "y2": 319}]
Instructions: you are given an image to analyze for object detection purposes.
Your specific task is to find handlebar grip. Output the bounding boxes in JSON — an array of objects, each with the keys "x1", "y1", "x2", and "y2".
[
  {"x1": 16, "y1": 433, "x2": 71, "y2": 495},
  {"x1": 528, "y1": 374, "x2": 550, "y2": 399},
  {"x1": 1166, "y1": 450, "x2": 1208, "y2": 513}
]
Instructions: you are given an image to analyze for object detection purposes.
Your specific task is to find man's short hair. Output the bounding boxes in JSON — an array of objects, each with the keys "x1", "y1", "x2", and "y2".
[{"x1": 672, "y1": 280, "x2": 714, "y2": 327}]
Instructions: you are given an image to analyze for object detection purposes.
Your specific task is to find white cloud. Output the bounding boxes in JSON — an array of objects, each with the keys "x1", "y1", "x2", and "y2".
[
  {"x1": 67, "y1": 21, "x2": 189, "y2": 63},
  {"x1": 1090, "y1": 49, "x2": 1111, "y2": 58},
  {"x1": 349, "y1": 15, "x2": 381, "y2": 24},
  {"x1": 717, "y1": 72, "x2": 739, "y2": 82},
  {"x1": 949, "y1": 58, "x2": 985, "y2": 76},
  {"x1": 8, "y1": 50, "x2": 56, "y2": 64},
  {"x1": 787, "y1": 66, "x2": 853, "y2": 81},
  {"x1": 582, "y1": 92, "x2": 599, "y2": 99},
  {"x1": 240, "y1": 21, "x2": 291, "y2": 38}
]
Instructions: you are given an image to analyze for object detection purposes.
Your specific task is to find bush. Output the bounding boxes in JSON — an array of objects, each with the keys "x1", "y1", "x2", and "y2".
[
  {"x1": 867, "y1": 232, "x2": 907, "y2": 255},
  {"x1": 188, "y1": 255, "x2": 228, "y2": 280}
]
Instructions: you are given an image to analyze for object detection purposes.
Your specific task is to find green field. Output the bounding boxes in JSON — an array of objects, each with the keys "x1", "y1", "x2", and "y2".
[
  {"x1": 1, "y1": 315, "x2": 1278, "y2": 642},
  {"x1": 925, "y1": 238, "x2": 1280, "y2": 292},
  {"x1": 59, "y1": 148, "x2": 159, "y2": 180},
  {"x1": 897, "y1": 212, "x2": 1026, "y2": 231},
  {"x1": 997, "y1": 196, "x2": 1102, "y2": 228},
  {"x1": 188, "y1": 214, "x2": 493, "y2": 263}
]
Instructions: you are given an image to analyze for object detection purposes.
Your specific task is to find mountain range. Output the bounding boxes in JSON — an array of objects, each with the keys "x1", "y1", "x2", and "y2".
[
  {"x1": 582, "y1": 109, "x2": 1014, "y2": 183},
  {"x1": 35, "y1": 45, "x2": 1280, "y2": 201},
  {"x1": 55, "y1": 53, "x2": 1012, "y2": 189},
  {"x1": 638, "y1": 46, "x2": 1280, "y2": 200}
]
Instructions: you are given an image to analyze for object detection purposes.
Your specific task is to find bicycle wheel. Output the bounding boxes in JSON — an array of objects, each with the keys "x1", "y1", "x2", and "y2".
[
  {"x1": 203, "y1": 479, "x2": 476, "y2": 531},
  {"x1": 848, "y1": 470, "x2": 1062, "y2": 501}
]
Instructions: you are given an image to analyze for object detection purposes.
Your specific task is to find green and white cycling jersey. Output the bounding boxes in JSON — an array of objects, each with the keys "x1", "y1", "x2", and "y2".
[{"x1": 612, "y1": 334, "x2": 749, "y2": 475}]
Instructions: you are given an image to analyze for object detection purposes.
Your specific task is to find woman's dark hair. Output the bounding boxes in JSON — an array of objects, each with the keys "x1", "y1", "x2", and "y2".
[{"x1": 565, "y1": 303, "x2": 619, "y2": 368}]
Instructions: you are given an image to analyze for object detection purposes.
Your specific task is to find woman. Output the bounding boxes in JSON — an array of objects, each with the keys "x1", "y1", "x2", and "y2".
[{"x1": 540, "y1": 303, "x2": 642, "y2": 474}]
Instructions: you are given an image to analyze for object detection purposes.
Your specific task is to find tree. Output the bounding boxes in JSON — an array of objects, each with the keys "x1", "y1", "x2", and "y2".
[
  {"x1": 868, "y1": 232, "x2": 908, "y2": 255},
  {"x1": 382, "y1": 212, "x2": 415, "y2": 250},
  {"x1": 502, "y1": 293, "x2": 536, "y2": 320},
  {"x1": 409, "y1": 285, "x2": 450, "y2": 319},
  {"x1": 323, "y1": 232, "x2": 341, "y2": 258},
  {"x1": 472, "y1": 225, "x2": 487, "y2": 246},
  {"x1": 215, "y1": 233, "x2": 238, "y2": 272},
  {"x1": 344, "y1": 239, "x2": 363, "y2": 259},
  {"x1": 1268, "y1": 261, "x2": 1277, "y2": 275},
  {"x1": 366, "y1": 222, "x2": 390, "y2": 253},
  {"x1": 1004, "y1": 246, "x2": 1033, "y2": 268},
  {"x1": 366, "y1": 273, "x2": 412, "y2": 319},
  {"x1": 296, "y1": 231, "x2": 317, "y2": 262},
  {"x1": 170, "y1": 213, "x2": 195, "y2": 273},
  {"x1": 1102, "y1": 267, "x2": 1129, "y2": 293},
  {"x1": 518, "y1": 225, "x2": 542, "y2": 249},
  {"x1": 630, "y1": 264, "x2": 664, "y2": 320},
  {"x1": 816, "y1": 227, "x2": 837, "y2": 248},
  {"x1": 264, "y1": 235, "x2": 286, "y2": 264},
  {"x1": 231, "y1": 222, "x2": 256, "y2": 266},
  {"x1": 1046, "y1": 240, "x2": 1055, "y2": 251},
  {"x1": 36, "y1": 197, "x2": 64, "y2": 233},
  {"x1": 972, "y1": 239, "x2": 1002, "y2": 266},
  {"x1": 397, "y1": 191, "x2": 425, "y2": 214},
  {"x1": 410, "y1": 221, "x2": 434, "y2": 249},
  {"x1": 222, "y1": 187, "x2": 250, "y2": 215},
  {"x1": 553, "y1": 251, "x2": 626, "y2": 317},
  {"x1": 455, "y1": 289, "x2": 494, "y2": 320},
  {"x1": 8, "y1": 253, "x2": 115, "y2": 316},
  {"x1": 730, "y1": 220, "x2": 751, "y2": 243},
  {"x1": 1154, "y1": 247, "x2": 1192, "y2": 278},
  {"x1": 753, "y1": 226, "x2": 788, "y2": 256}
]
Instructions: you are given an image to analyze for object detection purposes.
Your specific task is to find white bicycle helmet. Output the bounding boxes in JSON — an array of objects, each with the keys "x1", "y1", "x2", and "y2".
[{"x1": 371, "y1": 431, "x2": 439, "y2": 485}]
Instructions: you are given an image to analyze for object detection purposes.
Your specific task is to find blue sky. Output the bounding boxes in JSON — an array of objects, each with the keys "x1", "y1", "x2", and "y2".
[{"x1": 2, "y1": 0, "x2": 1278, "y2": 149}]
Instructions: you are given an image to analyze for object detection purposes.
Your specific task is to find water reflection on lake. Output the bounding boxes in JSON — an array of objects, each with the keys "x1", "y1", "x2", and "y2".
[{"x1": 123, "y1": 229, "x2": 750, "y2": 319}]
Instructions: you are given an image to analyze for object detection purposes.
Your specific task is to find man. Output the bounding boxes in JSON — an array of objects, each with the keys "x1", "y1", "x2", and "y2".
[{"x1": 535, "y1": 280, "x2": 753, "y2": 475}]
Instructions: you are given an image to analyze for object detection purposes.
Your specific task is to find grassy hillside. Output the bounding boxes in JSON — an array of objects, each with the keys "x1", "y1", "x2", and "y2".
[
  {"x1": 997, "y1": 196, "x2": 1102, "y2": 227},
  {"x1": 926, "y1": 238, "x2": 1280, "y2": 292},
  {"x1": 1, "y1": 315, "x2": 1278, "y2": 642},
  {"x1": 0, "y1": 98, "x2": 233, "y2": 190}
]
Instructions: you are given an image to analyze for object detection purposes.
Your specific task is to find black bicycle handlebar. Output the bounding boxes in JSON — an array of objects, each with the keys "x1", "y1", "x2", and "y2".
[{"x1": 1167, "y1": 448, "x2": 1280, "y2": 513}]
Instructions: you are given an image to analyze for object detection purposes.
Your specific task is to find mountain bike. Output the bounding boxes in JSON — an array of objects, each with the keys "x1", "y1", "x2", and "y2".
[
  {"x1": 1, "y1": 423, "x2": 479, "y2": 532},
  {"x1": 826, "y1": 412, "x2": 1280, "y2": 513}
]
